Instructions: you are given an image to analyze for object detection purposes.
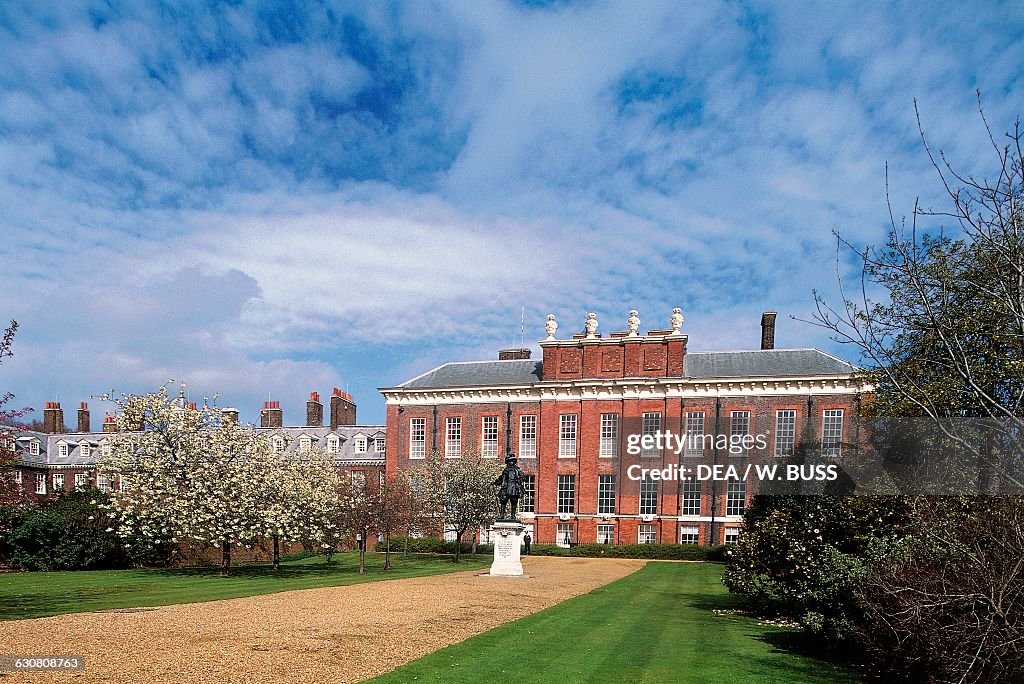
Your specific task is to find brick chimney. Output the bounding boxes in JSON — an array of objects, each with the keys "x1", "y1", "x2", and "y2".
[
  {"x1": 102, "y1": 415, "x2": 117, "y2": 433},
  {"x1": 306, "y1": 392, "x2": 323, "y2": 427},
  {"x1": 43, "y1": 402, "x2": 64, "y2": 434},
  {"x1": 329, "y1": 389, "x2": 356, "y2": 430},
  {"x1": 760, "y1": 312, "x2": 777, "y2": 350},
  {"x1": 260, "y1": 401, "x2": 283, "y2": 429},
  {"x1": 77, "y1": 402, "x2": 91, "y2": 433},
  {"x1": 221, "y1": 407, "x2": 239, "y2": 425},
  {"x1": 498, "y1": 348, "x2": 531, "y2": 360}
]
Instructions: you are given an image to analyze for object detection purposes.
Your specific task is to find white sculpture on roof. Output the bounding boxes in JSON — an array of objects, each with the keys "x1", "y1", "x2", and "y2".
[
  {"x1": 584, "y1": 312, "x2": 599, "y2": 338},
  {"x1": 627, "y1": 309, "x2": 641, "y2": 336},
  {"x1": 544, "y1": 313, "x2": 558, "y2": 340},
  {"x1": 670, "y1": 307, "x2": 684, "y2": 335}
]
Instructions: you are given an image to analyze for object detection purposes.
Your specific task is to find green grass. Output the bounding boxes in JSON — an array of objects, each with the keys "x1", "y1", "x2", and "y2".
[
  {"x1": 368, "y1": 562, "x2": 858, "y2": 684},
  {"x1": 0, "y1": 551, "x2": 488, "y2": 621}
]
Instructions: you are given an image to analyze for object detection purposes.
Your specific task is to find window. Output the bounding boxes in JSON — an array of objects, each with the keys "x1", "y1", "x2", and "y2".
[
  {"x1": 80, "y1": 443, "x2": 91, "y2": 458},
  {"x1": 724, "y1": 528, "x2": 741, "y2": 545},
  {"x1": 409, "y1": 418, "x2": 426, "y2": 459},
  {"x1": 351, "y1": 471, "x2": 366, "y2": 488},
  {"x1": 518, "y1": 415, "x2": 537, "y2": 458},
  {"x1": 481, "y1": 416, "x2": 499, "y2": 458},
  {"x1": 58, "y1": 442, "x2": 69, "y2": 458},
  {"x1": 445, "y1": 417, "x2": 461, "y2": 458},
  {"x1": 556, "y1": 522, "x2": 575, "y2": 548},
  {"x1": 726, "y1": 476, "x2": 746, "y2": 516},
  {"x1": 599, "y1": 413, "x2": 618, "y2": 457},
  {"x1": 354, "y1": 436, "x2": 368, "y2": 453},
  {"x1": 299, "y1": 436, "x2": 312, "y2": 452},
  {"x1": 558, "y1": 414, "x2": 577, "y2": 458},
  {"x1": 596, "y1": 524, "x2": 614, "y2": 544},
  {"x1": 100, "y1": 441, "x2": 111, "y2": 458},
  {"x1": 119, "y1": 476, "x2": 127, "y2": 492},
  {"x1": 521, "y1": 475, "x2": 535, "y2": 513},
  {"x1": 13, "y1": 470, "x2": 22, "y2": 486},
  {"x1": 272, "y1": 436, "x2": 285, "y2": 454},
  {"x1": 598, "y1": 475, "x2": 616, "y2": 514},
  {"x1": 822, "y1": 409, "x2": 844, "y2": 457},
  {"x1": 639, "y1": 476, "x2": 658, "y2": 515},
  {"x1": 35, "y1": 472, "x2": 45, "y2": 494},
  {"x1": 638, "y1": 524, "x2": 657, "y2": 544},
  {"x1": 97, "y1": 473, "x2": 110, "y2": 493},
  {"x1": 679, "y1": 526, "x2": 700, "y2": 544},
  {"x1": 775, "y1": 410, "x2": 797, "y2": 457},
  {"x1": 730, "y1": 410, "x2": 750, "y2": 456},
  {"x1": 681, "y1": 479, "x2": 702, "y2": 516},
  {"x1": 327, "y1": 436, "x2": 340, "y2": 454},
  {"x1": 684, "y1": 411, "x2": 705, "y2": 457},
  {"x1": 74, "y1": 473, "x2": 87, "y2": 489},
  {"x1": 642, "y1": 412, "x2": 661, "y2": 457},
  {"x1": 557, "y1": 474, "x2": 575, "y2": 513},
  {"x1": 29, "y1": 440, "x2": 39, "y2": 456},
  {"x1": 52, "y1": 473, "x2": 64, "y2": 490}
]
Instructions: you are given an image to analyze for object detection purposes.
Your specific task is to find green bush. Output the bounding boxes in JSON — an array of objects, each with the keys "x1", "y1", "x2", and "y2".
[
  {"x1": 529, "y1": 542, "x2": 727, "y2": 561},
  {"x1": 386, "y1": 536, "x2": 493, "y2": 555}
]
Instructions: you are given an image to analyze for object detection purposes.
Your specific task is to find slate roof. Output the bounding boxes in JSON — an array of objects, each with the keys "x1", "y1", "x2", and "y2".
[{"x1": 391, "y1": 349, "x2": 857, "y2": 390}]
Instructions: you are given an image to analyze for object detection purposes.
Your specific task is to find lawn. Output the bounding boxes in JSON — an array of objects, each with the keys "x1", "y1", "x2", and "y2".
[
  {"x1": 0, "y1": 551, "x2": 488, "y2": 621},
  {"x1": 368, "y1": 562, "x2": 858, "y2": 684}
]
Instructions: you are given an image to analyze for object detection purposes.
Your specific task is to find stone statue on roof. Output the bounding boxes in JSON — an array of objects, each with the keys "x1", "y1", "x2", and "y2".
[
  {"x1": 584, "y1": 312, "x2": 598, "y2": 338},
  {"x1": 627, "y1": 309, "x2": 641, "y2": 336},
  {"x1": 670, "y1": 308, "x2": 685, "y2": 335},
  {"x1": 544, "y1": 313, "x2": 558, "y2": 340}
]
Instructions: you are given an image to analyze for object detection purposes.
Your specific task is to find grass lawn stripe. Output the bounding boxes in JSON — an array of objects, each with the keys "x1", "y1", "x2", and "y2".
[
  {"x1": 368, "y1": 562, "x2": 858, "y2": 684},
  {"x1": 0, "y1": 552, "x2": 488, "y2": 621}
]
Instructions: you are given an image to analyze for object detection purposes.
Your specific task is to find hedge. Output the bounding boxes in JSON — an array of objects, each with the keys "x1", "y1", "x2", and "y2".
[
  {"x1": 384, "y1": 537, "x2": 726, "y2": 562},
  {"x1": 385, "y1": 536, "x2": 494, "y2": 555}
]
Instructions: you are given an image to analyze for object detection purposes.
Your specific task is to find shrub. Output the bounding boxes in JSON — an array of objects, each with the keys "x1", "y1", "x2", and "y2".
[
  {"x1": 530, "y1": 542, "x2": 727, "y2": 561},
  {"x1": 386, "y1": 536, "x2": 493, "y2": 556}
]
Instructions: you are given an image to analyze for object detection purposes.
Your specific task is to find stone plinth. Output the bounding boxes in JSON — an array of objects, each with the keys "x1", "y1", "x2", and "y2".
[{"x1": 489, "y1": 521, "x2": 525, "y2": 576}]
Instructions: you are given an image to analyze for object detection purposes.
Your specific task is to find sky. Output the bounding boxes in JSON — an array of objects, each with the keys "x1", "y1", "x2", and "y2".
[{"x1": 1, "y1": 0, "x2": 1022, "y2": 427}]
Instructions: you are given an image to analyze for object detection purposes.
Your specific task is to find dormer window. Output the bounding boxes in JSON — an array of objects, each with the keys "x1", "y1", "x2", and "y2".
[
  {"x1": 299, "y1": 436, "x2": 312, "y2": 452},
  {"x1": 100, "y1": 440, "x2": 111, "y2": 458},
  {"x1": 354, "y1": 436, "x2": 367, "y2": 453},
  {"x1": 327, "y1": 436, "x2": 340, "y2": 454},
  {"x1": 375, "y1": 437, "x2": 386, "y2": 453},
  {"x1": 29, "y1": 440, "x2": 39, "y2": 456},
  {"x1": 58, "y1": 442, "x2": 69, "y2": 458},
  {"x1": 272, "y1": 436, "x2": 285, "y2": 454},
  {"x1": 80, "y1": 442, "x2": 91, "y2": 458}
]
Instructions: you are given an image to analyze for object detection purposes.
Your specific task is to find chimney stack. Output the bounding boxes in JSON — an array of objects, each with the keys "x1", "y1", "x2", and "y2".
[
  {"x1": 760, "y1": 311, "x2": 777, "y2": 350},
  {"x1": 307, "y1": 392, "x2": 323, "y2": 427},
  {"x1": 498, "y1": 348, "x2": 531, "y2": 360},
  {"x1": 102, "y1": 415, "x2": 117, "y2": 433},
  {"x1": 330, "y1": 388, "x2": 356, "y2": 430},
  {"x1": 77, "y1": 402, "x2": 91, "y2": 433},
  {"x1": 221, "y1": 408, "x2": 239, "y2": 425},
  {"x1": 260, "y1": 401, "x2": 283, "y2": 429},
  {"x1": 43, "y1": 402, "x2": 64, "y2": 434}
]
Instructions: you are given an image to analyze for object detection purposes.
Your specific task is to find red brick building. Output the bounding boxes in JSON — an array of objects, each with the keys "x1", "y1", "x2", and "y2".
[{"x1": 381, "y1": 310, "x2": 863, "y2": 546}]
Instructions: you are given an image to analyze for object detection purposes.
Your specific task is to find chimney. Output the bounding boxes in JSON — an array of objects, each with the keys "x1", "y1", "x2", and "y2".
[
  {"x1": 498, "y1": 348, "x2": 531, "y2": 360},
  {"x1": 77, "y1": 402, "x2": 91, "y2": 433},
  {"x1": 221, "y1": 407, "x2": 239, "y2": 425},
  {"x1": 330, "y1": 388, "x2": 356, "y2": 430},
  {"x1": 260, "y1": 401, "x2": 283, "y2": 429},
  {"x1": 187, "y1": 402, "x2": 197, "y2": 411},
  {"x1": 306, "y1": 392, "x2": 323, "y2": 427},
  {"x1": 102, "y1": 415, "x2": 117, "y2": 433},
  {"x1": 760, "y1": 311, "x2": 777, "y2": 350},
  {"x1": 43, "y1": 402, "x2": 64, "y2": 434}
]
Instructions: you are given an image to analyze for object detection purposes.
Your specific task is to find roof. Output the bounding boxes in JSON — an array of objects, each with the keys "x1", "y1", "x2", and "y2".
[
  {"x1": 684, "y1": 349, "x2": 858, "y2": 378},
  {"x1": 398, "y1": 359, "x2": 543, "y2": 389},
  {"x1": 391, "y1": 349, "x2": 856, "y2": 389}
]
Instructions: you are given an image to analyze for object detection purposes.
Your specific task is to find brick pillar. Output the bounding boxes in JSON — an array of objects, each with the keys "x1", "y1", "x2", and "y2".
[
  {"x1": 77, "y1": 402, "x2": 91, "y2": 433},
  {"x1": 761, "y1": 311, "x2": 777, "y2": 350},
  {"x1": 43, "y1": 402, "x2": 64, "y2": 434},
  {"x1": 306, "y1": 392, "x2": 323, "y2": 427},
  {"x1": 260, "y1": 401, "x2": 283, "y2": 429},
  {"x1": 330, "y1": 389, "x2": 356, "y2": 429}
]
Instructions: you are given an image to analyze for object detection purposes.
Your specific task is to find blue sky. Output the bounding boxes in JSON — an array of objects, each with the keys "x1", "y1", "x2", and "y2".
[{"x1": 1, "y1": 0, "x2": 1022, "y2": 426}]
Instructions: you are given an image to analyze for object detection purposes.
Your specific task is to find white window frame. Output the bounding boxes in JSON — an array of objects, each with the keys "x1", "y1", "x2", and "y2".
[
  {"x1": 724, "y1": 528, "x2": 741, "y2": 545},
  {"x1": 518, "y1": 415, "x2": 537, "y2": 458},
  {"x1": 29, "y1": 440, "x2": 39, "y2": 456},
  {"x1": 118, "y1": 475, "x2": 126, "y2": 492},
  {"x1": 641, "y1": 412, "x2": 661, "y2": 458},
  {"x1": 13, "y1": 470, "x2": 22, "y2": 486},
  {"x1": 596, "y1": 523, "x2": 615, "y2": 544},
  {"x1": 597, "y1": 474, "x2": 616, "y2": 514},
  {"x1": 822, "y1": 409, "x2": 844, "y2": 457},
  {"x1": 375, "y1": 437, "x2": 386, "y2": 453},
  {"x1": 409, "y1": 418, "x2": 426, "y2": 459},
  {"x1": 774, "y1": 410, "x2": 797, "y2": 457},
  {"x1": 730, "y1": 410, "x2": 751, "y2": 456},
  {"x1": 80, "y1": 443, "x2": 91, "y2": 458},
  {"x1": 558, "y1": 414, "x2": 577, "y2": 458},
  {"x1": 100, "y1": 440, "x2": 111, "y2": 458},
  {"x1": 556, "y1": 522, "x2": 575, "y2": 548},
  {"x1": 639, "y1": 476, "x2": 658, "y2": 515},
  {"x1": 445, "y1": 417, "x2": 462, "y2": 458},
  {"x1": 679, "y1": 526, "x2": 700, "y2": 544},
  {"x1": 35, "y1": 472, "x2": 46, "y2": 494},
  {"x1": 521, "y1": 475, "x2": 535, "y2": 512},
  {"x1": 599, "y1": 413, "x2": 618, "y2": 458},
  {"x1": 74, "y1": 473, "x2": 87, "y2": 489},
  {"x1": 682, "y1": 478, "x2": 702, "y2": 516},
  {"x1": 557, "y1": 474, "x2": 575, "y2": 513},
  {"x1": 684, "y1": 411, "x2": 705, "y2": 457},
  {"x1": 638, "y1": 524, "x2": 657, "y2": 544},
  {"x1": 354, "y1": 436, "x2": 368, "y2": 453},
  {"x1": 58, "y1": 442, "x2": 69, "y2": 458},
  {"x1": 52, "y1": 473, "x2": 64, "y2": 491},
  {"x1": 299, "y1": 436, "x2": 312, "y2": 452},
  {"x1": 726, "y1": 476, "x2": 746, "y2": 516},
  {"x1": 327, "y1": 436, "x2": 340, "y2": 454},
  {"x1": 272, "y1": 435, "x2": 285, "y2": 454},
  {"x1": 97, "y1": 473, "x2": 110, "y2": 493},
  {"x1": 481, "y1": 416, "x2": 499, "y2": 458}
]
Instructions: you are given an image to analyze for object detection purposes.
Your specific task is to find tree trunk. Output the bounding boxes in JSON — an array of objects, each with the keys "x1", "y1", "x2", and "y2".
[
  {"x1": 385, "y1": 529, "x2": 392, "y2": 570},
  {"x1": 220, "y1": 539, "x2": 231, "y2": 577},
  {"x1": 273, "y1": 533, "x2": 281, "y2": 571},
  {"x1": 454, "y1": 529, "x2": 463, "y2": 563},
  {"x1": 358, "y1": 531, "x2": 366, "y2": 574},
  {"x1": 404, "y1": 526, "x2": 410, "y2": 558}
]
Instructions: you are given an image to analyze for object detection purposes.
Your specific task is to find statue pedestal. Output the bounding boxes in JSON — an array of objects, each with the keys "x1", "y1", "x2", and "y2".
[{"x1": 489, "y1": 521, "x2": 525, "y2": 576}]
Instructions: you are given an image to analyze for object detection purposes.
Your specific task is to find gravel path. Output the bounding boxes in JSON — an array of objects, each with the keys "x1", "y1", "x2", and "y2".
[{"x1": 0, "y1": 556, "x2": 644, "y2": 683}]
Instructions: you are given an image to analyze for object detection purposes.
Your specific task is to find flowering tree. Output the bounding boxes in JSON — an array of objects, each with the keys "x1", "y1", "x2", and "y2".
[
  {"x1": 416, "y1": 449, "x2": 501, "y2": 563},
  {"x1": 97, "y1": 385, "x2": 269, "y2": 575},
  {"x1": 0, "y1": 321, "x2": 34, "y2": 542},
  {"x1": 338, "y1": 471, "x2": 377, "y2": 574}
]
